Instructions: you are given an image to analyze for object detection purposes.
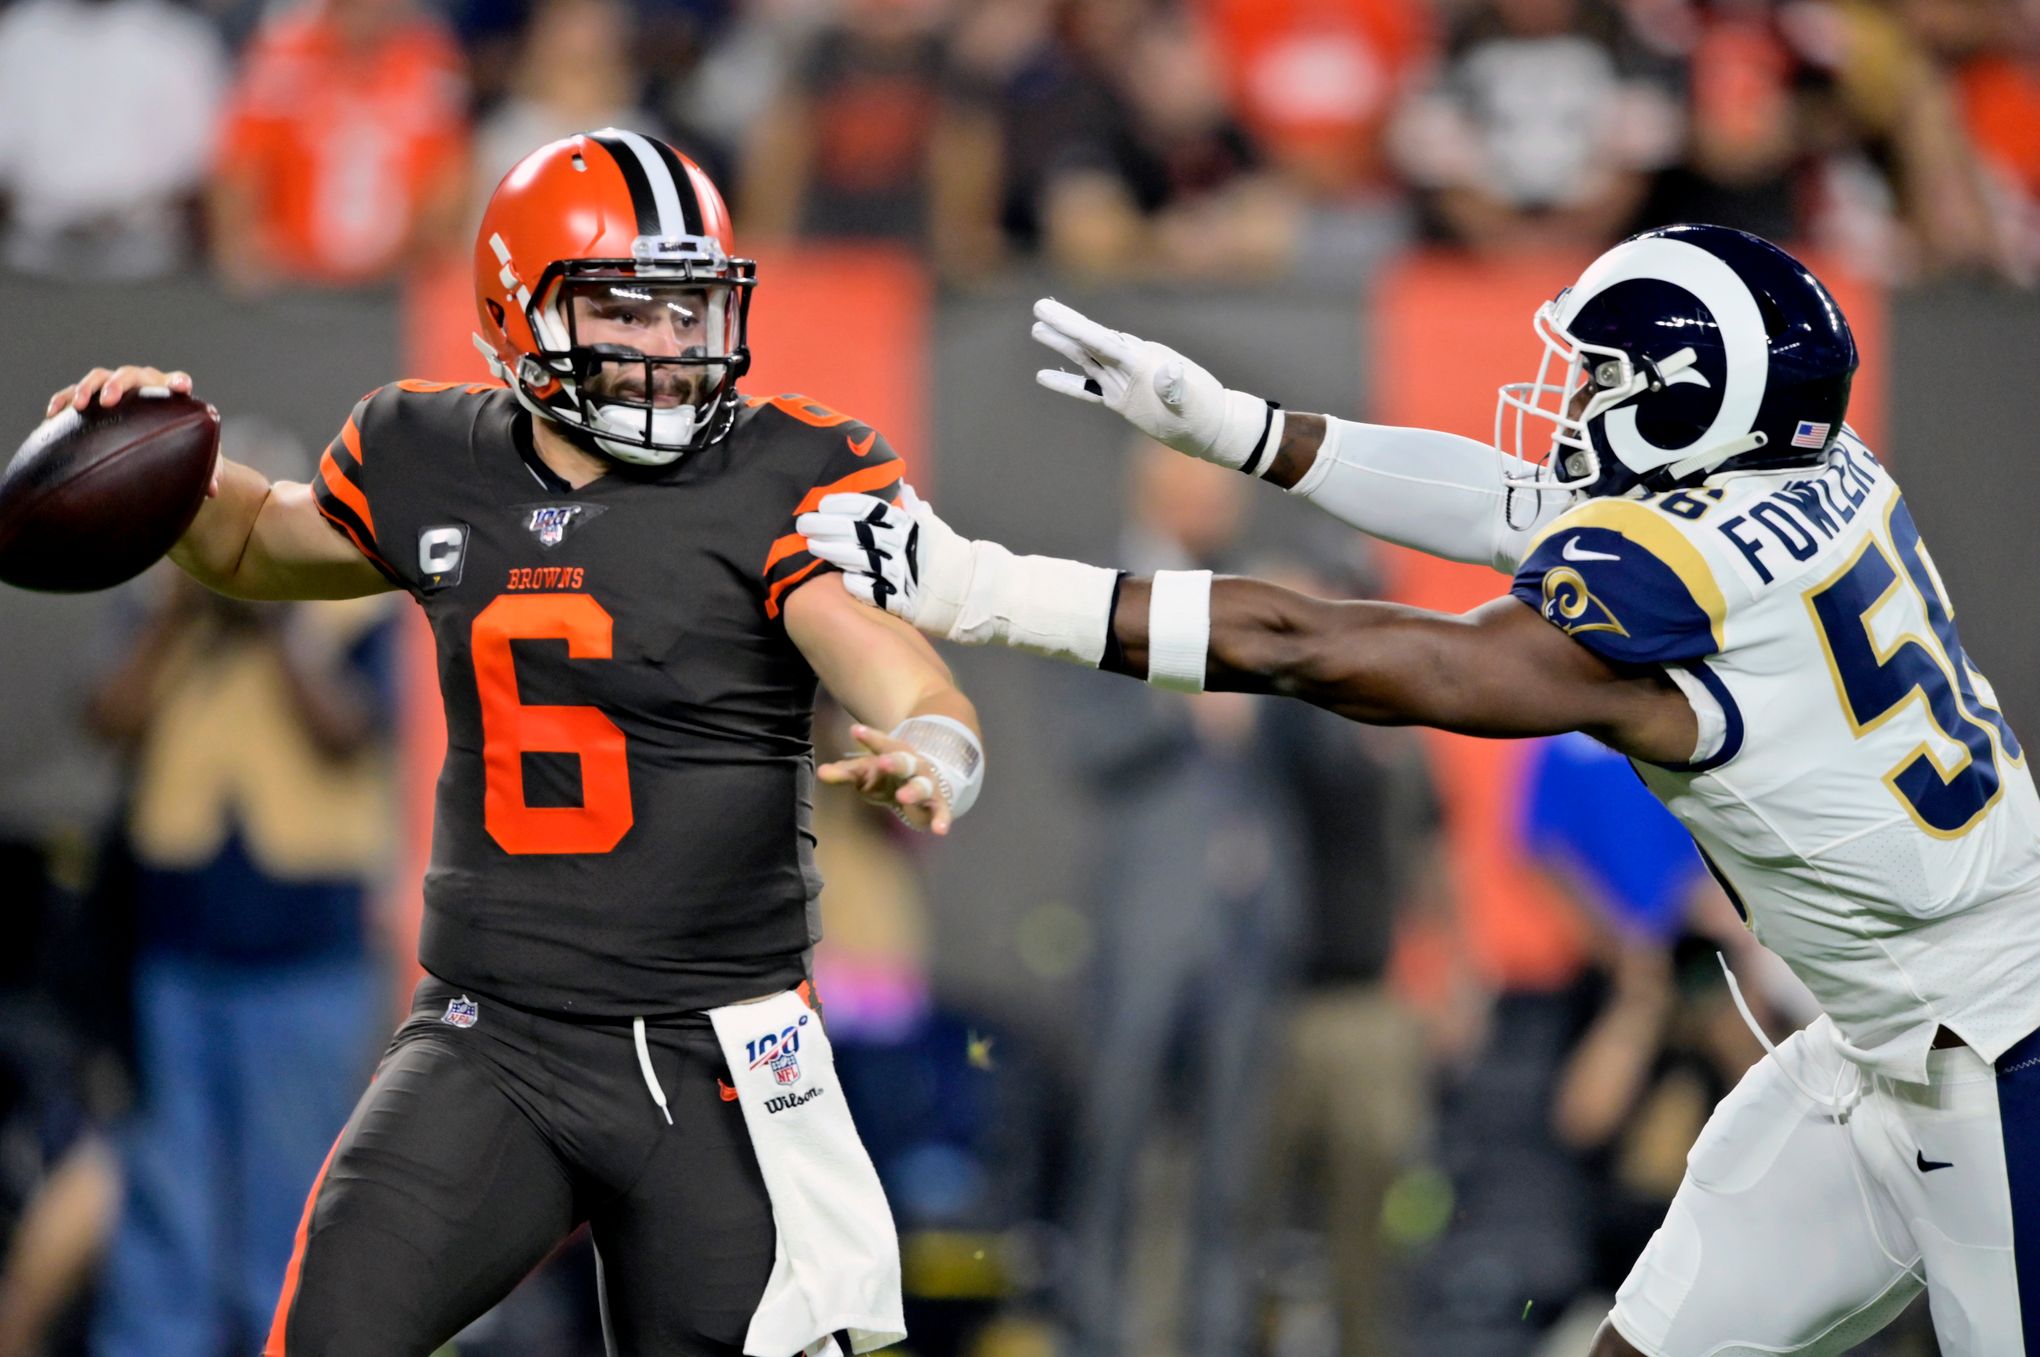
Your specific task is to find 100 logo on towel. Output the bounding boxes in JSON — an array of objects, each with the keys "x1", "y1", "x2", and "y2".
[{"x1": 746, "y1": 1014, "x2": 810, "y2": 1086}]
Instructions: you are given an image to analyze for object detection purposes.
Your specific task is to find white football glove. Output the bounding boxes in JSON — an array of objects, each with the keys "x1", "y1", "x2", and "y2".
[
  {"x1": 1031, "y1": 298, "x2": 1282, "y2": 474},
  {"x1": 795, "y1": 485, "x2": 1119, "y2": 666},
  {"x1": 796, "y1": 485, "x2": 970, "y2": 635}
]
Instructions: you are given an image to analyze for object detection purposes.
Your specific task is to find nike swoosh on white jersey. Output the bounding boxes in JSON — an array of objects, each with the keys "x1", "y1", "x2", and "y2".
[{"x1": 1563, "y1": 537, "x2": 1623, "y2": 563}]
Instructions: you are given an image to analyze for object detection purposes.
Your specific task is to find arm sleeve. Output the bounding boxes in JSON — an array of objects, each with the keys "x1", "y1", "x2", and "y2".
[
  {"x1": 761, "y1": 421, "x2": 905, "y2": 620},
  {"x1": 310, "y1": 387, "x2": 408, "y2": 588},
  {"x1": 1287, "y1": 418, "x2": 1572, "y2": 573}
]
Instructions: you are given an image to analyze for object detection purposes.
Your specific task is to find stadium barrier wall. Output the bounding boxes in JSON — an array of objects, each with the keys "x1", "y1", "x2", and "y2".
[{"x1": 3, "y1": 261, "x2": 2032, "y2": 1063}]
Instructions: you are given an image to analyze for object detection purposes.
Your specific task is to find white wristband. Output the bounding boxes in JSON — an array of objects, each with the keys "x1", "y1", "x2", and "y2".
[
  {"x1": 1145, "y1": 569, "x2": 1212, "y2": 692},
  {"x1": 1202, "y1": 389, "x2": 1283, "y2": 474},
  {"x1": 1238, "y1": 404, "x2": 1285, "y2": 479},
  {"x1": 890, "y1": 715, "x2": 984, "y2": 819}
]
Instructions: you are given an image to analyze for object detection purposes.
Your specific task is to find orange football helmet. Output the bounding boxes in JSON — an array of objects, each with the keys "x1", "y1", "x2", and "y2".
[{"x1": 473, "y1": 129, "x2": 755, "y2": 465}]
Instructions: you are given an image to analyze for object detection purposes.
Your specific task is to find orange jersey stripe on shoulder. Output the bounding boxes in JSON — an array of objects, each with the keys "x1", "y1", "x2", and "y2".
[
  {"x1": 315, "y1": 498, "x2": 397, "y2": 577},
  {"x1": 762, "y1": 484, "x2": 905, "y2": 580},
  {"x1": 339, "y1": 416, "x2": 363, "y2": 465},
  {"x1": 319, "y1": 449, "x2": 375, "y2": 538},
  {"x1": 761, "y1": 531, "x2": 807, "y2": 577},
  {"x1": 743, "y1": 393, "x2": 857, "y2": 430},
  {"x1": 763, "y1": 558, "x2": 825, "y2": 620},
  {"x1": 395, "y1": 378, "x2": 495, "y2": 395},
  {"x1": 792, "y1": 461, "x2": 902, "y2": 519}
]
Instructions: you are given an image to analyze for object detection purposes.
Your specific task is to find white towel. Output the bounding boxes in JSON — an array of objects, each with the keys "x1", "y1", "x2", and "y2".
[{"x1": 708, "y1": 989, "x2": 906, "y2": 1357}]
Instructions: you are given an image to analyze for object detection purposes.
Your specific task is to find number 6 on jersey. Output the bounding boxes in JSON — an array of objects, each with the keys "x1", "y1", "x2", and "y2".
[{"x1": 472, "y1": 593, "x2": 635, "y2": 854}]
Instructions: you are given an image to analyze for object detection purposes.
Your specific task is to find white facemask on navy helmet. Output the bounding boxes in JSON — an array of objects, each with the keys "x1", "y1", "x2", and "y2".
[{"x1": 1497, "y1": 224, "x2": 1858, "y2": 498}]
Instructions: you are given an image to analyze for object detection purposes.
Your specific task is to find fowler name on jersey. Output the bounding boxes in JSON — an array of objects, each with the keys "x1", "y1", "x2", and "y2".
[
  {"x1": 1512, "y1": 430, "x2": 2039, "y2": 1080},
  {"x1": 310, "y1": 379, "x2": 904, "y2": 1016}
]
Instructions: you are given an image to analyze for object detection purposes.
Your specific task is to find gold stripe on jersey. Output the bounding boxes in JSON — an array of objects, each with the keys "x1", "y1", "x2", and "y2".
[{"x1": 1527, "y1": 498, "x2": 1728, "y2": 650}]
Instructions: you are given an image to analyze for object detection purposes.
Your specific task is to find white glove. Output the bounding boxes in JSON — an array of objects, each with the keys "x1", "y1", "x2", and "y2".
[
  {"x1": 795, "y1": 486, "x2": 1119, "y2": 665},
  {"x1": 796, "y1": 485, "x2": 972, "y2": 634},
  {"x1": 1031, "y1": 298, "x2": 1282, "y2": 474}
]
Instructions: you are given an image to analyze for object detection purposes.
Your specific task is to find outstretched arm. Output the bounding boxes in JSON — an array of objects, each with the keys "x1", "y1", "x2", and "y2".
[
  {"x1": 798, "y1": 490, "x2": 1696, "y2": 766},
  {"x1": 1029, "y1": 300, "x2": 1569, "y2": 571},
  {"x1": 1102, "y1": 575, "x2": 1690, "y2": 756}
]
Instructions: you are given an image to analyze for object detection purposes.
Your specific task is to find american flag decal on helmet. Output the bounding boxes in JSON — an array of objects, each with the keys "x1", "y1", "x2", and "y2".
[{"x1": 1791, "y1": 420, "x2": 1831, "y2": 449}]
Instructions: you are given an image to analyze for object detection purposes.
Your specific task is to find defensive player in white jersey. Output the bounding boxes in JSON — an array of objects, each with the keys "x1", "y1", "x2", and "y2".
[{"x1": 798, "y1": 224, "x2": 2040, "y2": 1355}]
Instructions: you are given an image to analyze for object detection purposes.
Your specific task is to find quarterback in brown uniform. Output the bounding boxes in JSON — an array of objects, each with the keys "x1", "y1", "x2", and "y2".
[{"x1": 48, "y1": 130, "x2": 983, "y2": 1355}]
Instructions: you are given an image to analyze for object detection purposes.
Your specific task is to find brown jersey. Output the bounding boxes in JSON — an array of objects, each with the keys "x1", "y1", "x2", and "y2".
[{"x1": 311, "y1": 381, "x2": 904, "y2": 1016}]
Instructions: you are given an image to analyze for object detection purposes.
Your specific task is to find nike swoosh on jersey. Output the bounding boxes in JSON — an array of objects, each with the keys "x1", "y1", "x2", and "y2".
[
  {"x1": 1563, "y1": 536, "x2": 1623, "y2": 563},
  {"x1": 1916, "y1": 1150, "x2": 1954, "y2": 1172},
  {"x1": 846, "y1": 432, "x2": 877, "y2": 458}
]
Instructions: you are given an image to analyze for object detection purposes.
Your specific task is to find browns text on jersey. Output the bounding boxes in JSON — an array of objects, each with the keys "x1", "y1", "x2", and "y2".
[{"x1": 312, "y1": 380, "x2": 903, "y2": 1015}]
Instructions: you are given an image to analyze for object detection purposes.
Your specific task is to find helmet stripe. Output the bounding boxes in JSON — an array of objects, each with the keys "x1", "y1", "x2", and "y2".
[
  {"x1": 646, "y1": 137, "x2": 706, "y2": 239},
  {"x1": 589, "y1": 128, "x2": 683, "y2": 238},
  {"x1": 588, "y1": 130, "x2": 661, "y2": 235}
]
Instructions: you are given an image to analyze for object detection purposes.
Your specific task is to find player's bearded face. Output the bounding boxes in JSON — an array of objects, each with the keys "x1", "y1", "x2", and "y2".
[{"x1": 568, "y1": 284, "x2": 721, "y2": 410}]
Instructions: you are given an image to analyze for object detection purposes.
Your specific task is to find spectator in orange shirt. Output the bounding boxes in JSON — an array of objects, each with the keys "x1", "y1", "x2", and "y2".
[
  {"x1": 209, "y1": 0, "x2": 469, "y2": 291},
  {"x1": 1196, "y1": 0, "x2": 1428, "y2": 202},
  {"x1": 1915, "y1": 0, "x2": 2040, "y2": 281},
  {"x1": 1194, "y1": 0, "x2": 1431, "y2": 274}
]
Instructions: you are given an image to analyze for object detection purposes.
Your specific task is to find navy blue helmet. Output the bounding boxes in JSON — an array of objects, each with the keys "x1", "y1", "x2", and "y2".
[{"x1": 1498, "y1": 224, "x2": 1859, "y2": 498}]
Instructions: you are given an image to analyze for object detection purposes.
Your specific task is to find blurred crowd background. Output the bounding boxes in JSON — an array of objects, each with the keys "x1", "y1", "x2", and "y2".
[
  {"x1": 3, "y1": 0, "x2": 2040, "y2": 1355},
  {"x1": 8, "y1": 0, "x2": 2040, "y2": 285}
]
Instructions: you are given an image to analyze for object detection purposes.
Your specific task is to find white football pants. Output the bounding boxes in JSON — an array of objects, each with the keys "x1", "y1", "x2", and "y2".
[{"x1": 1611, "y1": 1013, "x2": 2040, "y2": 1354}]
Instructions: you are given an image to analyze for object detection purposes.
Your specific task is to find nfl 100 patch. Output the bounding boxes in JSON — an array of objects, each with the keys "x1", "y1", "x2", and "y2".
[
  {"x1": 745, "y1": 1013, "x2": 811, "y2": 1086},
  {"x1": 517, "y1": 503, "x2": 607, "y2": 549}
]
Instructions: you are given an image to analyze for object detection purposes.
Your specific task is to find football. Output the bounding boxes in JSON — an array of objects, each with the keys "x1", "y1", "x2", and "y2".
[{"x1": 0, "y1": 393, "x2": 220, "y2": 593}]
